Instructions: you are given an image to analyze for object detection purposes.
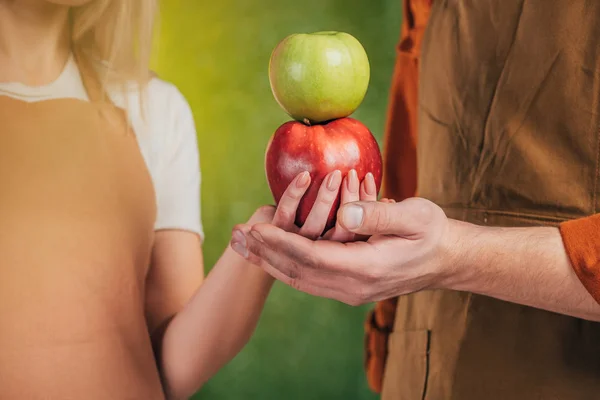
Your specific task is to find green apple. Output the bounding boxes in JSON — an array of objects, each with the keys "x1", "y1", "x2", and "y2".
[{"x1": 268, "y1": 31, "x2": 370, "y2": 124}]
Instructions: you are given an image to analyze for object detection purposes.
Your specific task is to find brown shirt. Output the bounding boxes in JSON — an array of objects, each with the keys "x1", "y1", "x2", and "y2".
[{"x1": 366, "y1": 0, "x2": 600, "y2": 396}]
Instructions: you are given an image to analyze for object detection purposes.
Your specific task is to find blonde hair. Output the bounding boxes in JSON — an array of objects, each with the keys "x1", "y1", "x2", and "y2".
[{"x1": 71, "y1": 0, "x2": 159, "y2": 89}]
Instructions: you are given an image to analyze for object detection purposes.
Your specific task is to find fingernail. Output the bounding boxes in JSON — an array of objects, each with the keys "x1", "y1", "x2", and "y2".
[
  {"x1": 347, "y1": 169, "x2": 359, "y2": 193},
  {"x1": 296, "y1": 171, "x2": 310, "y2": 188},
  {"x1": 249, "y1": 230, "x2": 264, "y2": 242},
  {"x1": 232, "y1": 230, "x2": 247, "y2": 247},
  {"x1": 231, "y1": 241, "x2": 249, "y2": 258},
  {"x1": 342, "y1": 204, "x2": 364, "y2": 230},
  {"x1": 365, "y1": 172, "x2": 376, "y2": 196},
  {"x1": 327, "y1": 170, "x2": 342, "y2": 191}
]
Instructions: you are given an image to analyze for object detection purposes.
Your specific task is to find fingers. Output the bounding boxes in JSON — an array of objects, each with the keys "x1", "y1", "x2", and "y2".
[
  {"x1": 232, "y1": 225, "x2": 332, "y2": 290},
  {"x1": 244, "y1": 225, "x2": 320, "y2": 275},
  {"x1": 230, "y1": 225, "x2": 263, "y2": 266},
  {"x1": 230, "y1": 223, "x2": 385, "y2": 306},
  {"x1": 353, "y1": 173, "x2": 378, "y2": 240},
  {"x1": 257, "y1": 170, "x2": 382, "y2": 243},
  {"x1": 328, "y1": 169, "x2": 360, "y2": 242},
  {"x1": 272, "y1": 171, "x2": 311, "y2": 231},
  {"x1": 299, "y1": 170, "x2": 342, "y2": 239},
  {"x1": 337, "y1": 197, "x2": 442, "y2": 237},
  {"x1": 342, "y1": 169, "x2": 361, "y2": 205},
  {"x1": 329, "y1": 172, "x2": 380, "y2": 242},
  {"x1": 245, "y1": 223, "x2": 377, "y2": 275},
  {"x1": 359, "y1": 172, "x2": 378, "y2": 202}
]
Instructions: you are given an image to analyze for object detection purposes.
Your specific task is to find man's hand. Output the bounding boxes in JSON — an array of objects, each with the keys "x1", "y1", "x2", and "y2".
[
  {"x1": 232, "y1": 194, "x2": 600, "y2": 321},
  {"x1": 232, "y1": 197, "x2": 460, "y2": 306}
]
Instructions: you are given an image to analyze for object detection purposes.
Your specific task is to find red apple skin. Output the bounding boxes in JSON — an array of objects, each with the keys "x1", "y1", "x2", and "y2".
[{"x1": 265, "y1": 117, "x2": 382, "y2": 233}]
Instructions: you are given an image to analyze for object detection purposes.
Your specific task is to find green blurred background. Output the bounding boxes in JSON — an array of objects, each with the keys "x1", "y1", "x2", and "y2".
[{"x1": 153, "y1": 1, "x2": 402, "y2": 398}]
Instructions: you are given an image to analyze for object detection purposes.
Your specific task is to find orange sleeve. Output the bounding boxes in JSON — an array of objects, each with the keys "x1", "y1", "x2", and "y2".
[
  {"x1": 381, "y1": 0, "x2": 432, "y2": 201},
  {"x1": 559, "y1": 214, "x2": 600, "y2": 305},
  {"x1": 364, "y1": 0, "x2": 433, "y2": 394}
]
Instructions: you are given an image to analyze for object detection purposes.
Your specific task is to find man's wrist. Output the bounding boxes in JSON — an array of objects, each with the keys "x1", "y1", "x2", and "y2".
[
  {"x1": 434, "y1": 218, "x2": 480, "y2": 291},
  {"x1": 436, "y1": 220, "x2": 568, "y2": 294}
]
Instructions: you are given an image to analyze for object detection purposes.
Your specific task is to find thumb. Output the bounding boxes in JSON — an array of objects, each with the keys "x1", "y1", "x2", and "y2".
[{"x1": 337, "y1": 198, "x2": 437, "y2": 237}]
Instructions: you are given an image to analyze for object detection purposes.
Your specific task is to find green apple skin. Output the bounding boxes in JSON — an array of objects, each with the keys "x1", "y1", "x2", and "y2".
[{"x1": 268, "y1": 31, "x2": 370, "y2": 124}]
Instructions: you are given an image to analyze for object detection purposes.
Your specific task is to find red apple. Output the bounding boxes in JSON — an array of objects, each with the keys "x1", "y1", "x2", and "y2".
[{"x1": 265, "y1": 117, "x2": 382, "y2": 233}]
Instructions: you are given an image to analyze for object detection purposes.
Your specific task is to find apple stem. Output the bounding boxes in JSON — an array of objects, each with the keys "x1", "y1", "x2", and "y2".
[{"x1": 303, "y1": 118, "x2": 312, "y2": 126}]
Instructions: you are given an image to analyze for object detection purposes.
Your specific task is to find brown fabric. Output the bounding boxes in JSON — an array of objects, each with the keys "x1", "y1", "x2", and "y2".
[
  {"x1": 364, "y1": 0, "x2": 432, "y2": 394},
  {"x1": 379, "y1": 1, "x2": 600, "y2": 399},
  {"x1": 560, "y1": 215, "x2": 600, "y2": 305},
  {"x1": 0, "y1": 52, "x2": 163, "y2": 399}
]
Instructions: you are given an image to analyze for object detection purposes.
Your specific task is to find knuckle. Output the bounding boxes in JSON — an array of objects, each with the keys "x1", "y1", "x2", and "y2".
[
  {"x1": 282, "y1": 189, "x2": 303, "y2": 204},
  {"x1": 275, "y1": 208, "x2": 295, "y2": 224},
  {"x1": 284, "y1": 262, "x2": 302, "y2": 281},
  {"x1": 310, "y1": 251, "x2": 329, "y2": 269},
  {"x1": 317, "y1": 193, "x2": 335, "y2": 207},
  {"x1": 257, "y1": 205, "x2": 275, "y2": 215},
  {"x1": 406, "y1": 198, "x2": 438, "y2": 225},
  {"x1": 371, "y1": 207, "x2": 392, "y2": 231},
  {"x1": 417, "y1": 202, "x2": 435, "y2": 224},
  {"x1": 301, "y1": 252, "x2": 320, "y2": 269}
]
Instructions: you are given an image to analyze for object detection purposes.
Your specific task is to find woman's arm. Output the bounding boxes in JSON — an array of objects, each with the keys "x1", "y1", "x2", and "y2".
[
  {"x1": 148, "y1": 169, "x2": 373, "y2": 399},
  {"x1": 143, "y1": 81, "x2": 279, "y2": 398},
  {"x1": 146, "y1": 209, "x2": 273, "y2": 399},
  {"x1": 146, "y1": 211, "x2": 274, "y2": 400}
]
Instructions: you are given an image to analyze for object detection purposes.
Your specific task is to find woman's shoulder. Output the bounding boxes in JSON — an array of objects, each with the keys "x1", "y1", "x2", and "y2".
[
  {"x1": 107, "y1": 74, "x2": 197, "y2": 148},
  {"x1": 145, "y1": 74, "x2": 191, "y2": 111},
  {"x1": 109, "y1": 74, "x2": 193, "y2": 124},
  {"x1": 107, "y1": 75, "x2": 203, "y2": 236}
]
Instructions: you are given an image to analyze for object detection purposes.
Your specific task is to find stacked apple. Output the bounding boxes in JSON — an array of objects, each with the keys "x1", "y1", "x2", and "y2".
[{"x1": 265, "y1": 31, "x2": 383, "y2": 233}]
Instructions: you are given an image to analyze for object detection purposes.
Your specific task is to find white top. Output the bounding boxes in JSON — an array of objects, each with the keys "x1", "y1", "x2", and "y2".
[{"x1": 0, "y1": 55, "x2": 204, "y2": 239}]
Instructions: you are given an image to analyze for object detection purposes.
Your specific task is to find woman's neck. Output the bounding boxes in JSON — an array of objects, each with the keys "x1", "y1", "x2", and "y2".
[{"x1": 0, "y1": 0, "x2": 71, "y2": 86}]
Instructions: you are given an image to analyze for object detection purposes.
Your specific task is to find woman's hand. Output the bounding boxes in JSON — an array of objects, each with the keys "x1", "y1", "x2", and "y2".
[
  {"x1": 321, "y1": 170, "x2": 378, "y2": 242},
  {"x1": 231, "y1": 169, "x2": 377, "y2": 264},
  {"x1": 251, "y1": 169, "x2": 378, "y2": 237},
  {"x1": 230, "y1": 169, "x2": 384, "y2": 276}
]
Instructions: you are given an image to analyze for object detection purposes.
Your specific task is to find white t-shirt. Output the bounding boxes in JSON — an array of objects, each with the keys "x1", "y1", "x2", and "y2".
[{"x1": 0, "y1": 55, "x2": 204, "y2": 239}]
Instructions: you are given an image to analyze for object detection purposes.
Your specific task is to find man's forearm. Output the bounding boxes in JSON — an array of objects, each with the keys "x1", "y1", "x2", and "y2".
[
  {"x1": 445, "y1": 220, "x2": 600, "y2": 321},
  {"x1": 159, "y1": 248, "x2": 274, "y2": 399}
]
